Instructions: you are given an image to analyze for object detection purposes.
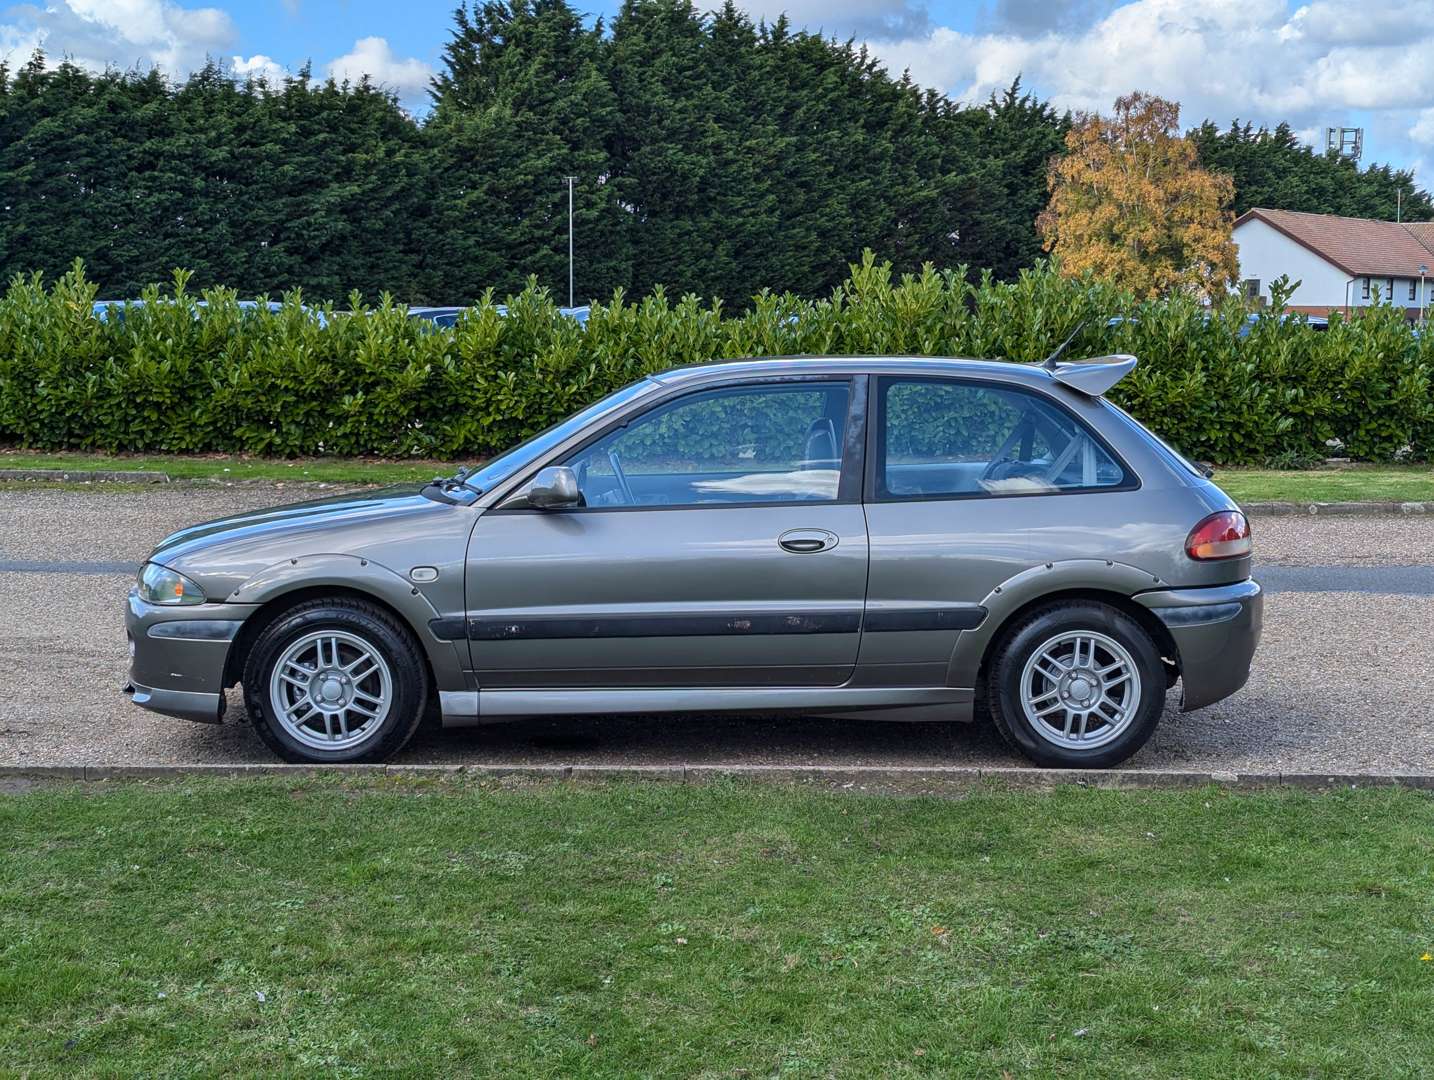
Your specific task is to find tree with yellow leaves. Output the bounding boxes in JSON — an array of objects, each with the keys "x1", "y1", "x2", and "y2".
[{"x1": 1038, "y1": 92, "x2": 1238, "y2": 300}]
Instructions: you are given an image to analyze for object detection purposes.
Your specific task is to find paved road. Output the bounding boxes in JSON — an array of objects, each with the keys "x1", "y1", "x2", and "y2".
[{"x1": 3, "y1": 484, "x2": 1433, "y2": 772}]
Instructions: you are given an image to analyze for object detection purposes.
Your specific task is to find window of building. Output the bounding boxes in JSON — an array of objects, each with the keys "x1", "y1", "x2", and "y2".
[
  {"x1": 1411, "y1": 280, "x2": 1419, "y2": 302},
  {"x1": 1362, "y1": 278, "x2": 1371, "y2": 299}
]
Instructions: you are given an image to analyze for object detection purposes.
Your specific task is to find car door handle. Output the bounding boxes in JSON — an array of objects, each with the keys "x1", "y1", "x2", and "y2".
[{"x1": 779, "y1": 529, "x2": 838, "y2": 554}]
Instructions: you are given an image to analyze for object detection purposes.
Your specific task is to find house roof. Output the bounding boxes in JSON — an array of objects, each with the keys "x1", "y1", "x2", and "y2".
[
  {"x1": 1234, "y1": 208, "x2": 1434, "y2": 278},
  {"x1": 1401, "y1": 220, "x2": 1434, "y2": 254}
]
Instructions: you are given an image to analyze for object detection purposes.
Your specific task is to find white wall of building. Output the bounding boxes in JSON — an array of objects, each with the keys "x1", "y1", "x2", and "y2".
[
  {"x1": 1232, "y1": 217, "x2": 1356, "y2": 308},
  {"x1": 1233, "y1": 216, "x2": 1434, "y2": 311}
]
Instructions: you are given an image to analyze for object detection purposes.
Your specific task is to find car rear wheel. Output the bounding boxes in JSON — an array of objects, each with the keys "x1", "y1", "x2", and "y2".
[
  {"x1": 242, "y1": 597, "x2": 428, "y2": 764},
  {"x1": 986, "y1": 601, "x2": 1165, "y2": 768}
]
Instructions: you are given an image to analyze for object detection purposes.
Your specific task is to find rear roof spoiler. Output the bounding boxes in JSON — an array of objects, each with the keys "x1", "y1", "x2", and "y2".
[{"x1": 1041, "y1": 354, "x2": 1137, "y2": 397}]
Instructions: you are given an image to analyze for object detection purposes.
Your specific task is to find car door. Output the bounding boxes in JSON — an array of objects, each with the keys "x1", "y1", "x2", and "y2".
[
  {"x1": 463, "y1": 375, "x2": 869, "y2": 688},
  {"x1": 859, "y1": 375, "x2": 1135, "y2": 684}
]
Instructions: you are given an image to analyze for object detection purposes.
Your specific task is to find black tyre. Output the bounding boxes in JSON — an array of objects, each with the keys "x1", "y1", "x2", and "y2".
[
  {"x1": 242, "y1": 597, "x2": 428, "y2": 764},
  {"x1": 986, "y1": 601, "x2": 1165, "y2": 769}
]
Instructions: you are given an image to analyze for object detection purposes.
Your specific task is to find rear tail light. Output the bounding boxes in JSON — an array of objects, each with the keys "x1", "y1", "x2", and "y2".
[{"x1": 1185, "y1": 511, "x2": 1251, "y2": 560}]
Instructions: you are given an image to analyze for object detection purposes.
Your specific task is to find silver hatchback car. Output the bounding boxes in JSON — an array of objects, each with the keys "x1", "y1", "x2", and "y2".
[{"x1": 125, "y1": 355, "x2": 1261, "y2": 768}]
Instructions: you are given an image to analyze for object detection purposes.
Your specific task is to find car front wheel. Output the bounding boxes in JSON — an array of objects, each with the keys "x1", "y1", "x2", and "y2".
[
  {"x1": 986, "y1": 601, "x2": 1165, "y2": 768},
  {"x1": 242, "y1": 597, "x2": 428, "y2": 764}
]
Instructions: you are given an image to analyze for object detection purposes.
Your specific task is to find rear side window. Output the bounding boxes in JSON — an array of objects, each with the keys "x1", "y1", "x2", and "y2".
[
  {"x1": 876, "y1": 378, "x2": 1130, "y2": 499},
  {"x1": 1105, "y1": 402, "x2": 1207, "y2": 479}
]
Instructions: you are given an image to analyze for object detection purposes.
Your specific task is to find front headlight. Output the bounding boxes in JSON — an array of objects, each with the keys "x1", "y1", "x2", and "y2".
[{"x1": 137, "y1": 562, "x2": 206, "y2": 606}]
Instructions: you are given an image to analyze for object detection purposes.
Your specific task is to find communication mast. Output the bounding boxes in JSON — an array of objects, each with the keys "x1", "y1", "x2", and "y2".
[{"x1": 1326, "y1": 127, "x2": 1363, "y2": 162}]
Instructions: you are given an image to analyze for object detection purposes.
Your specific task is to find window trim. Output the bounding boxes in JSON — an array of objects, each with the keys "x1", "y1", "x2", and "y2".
[
  {"x1": 492, "y1": 374, "x2": 868, "y2": 514},
  {"x1": 864, "y1": 374, "x2": 1140, "y2": 505}
]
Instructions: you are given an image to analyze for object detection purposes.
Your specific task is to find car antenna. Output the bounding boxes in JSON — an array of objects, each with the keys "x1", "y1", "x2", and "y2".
[{"x1": 1041, "y1": 320, "x2": 1088, "y2": 370}]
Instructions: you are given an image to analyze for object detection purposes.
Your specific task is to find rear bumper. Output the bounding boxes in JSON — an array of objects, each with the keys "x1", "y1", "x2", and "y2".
[
  {"x1": 1137, "y1": 579, "x2": 1263, "y2": 712},
  {"x1": 124, "y1": 588, "x2": 252, "y2": 724}
]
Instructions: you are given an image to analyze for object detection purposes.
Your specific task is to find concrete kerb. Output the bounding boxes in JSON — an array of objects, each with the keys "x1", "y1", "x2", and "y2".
[
  {"x1": 0, "y1": 468, "x2": 171, "y2": 483},
  {"x1": 1243, "y1": 500, "x2": 1430, "y2": 515},
  {"x1": 2, "y1": 762, "x2": 1432, "y2": 791}
]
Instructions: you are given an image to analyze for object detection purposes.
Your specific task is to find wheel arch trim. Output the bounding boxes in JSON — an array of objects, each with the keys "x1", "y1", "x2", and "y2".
[
  {"x1": 221, "y1": 554, "x2": 467, "y2": 692},
  {"x1": 945, "y1": 560, "x2": 1180, "y2": 688}
]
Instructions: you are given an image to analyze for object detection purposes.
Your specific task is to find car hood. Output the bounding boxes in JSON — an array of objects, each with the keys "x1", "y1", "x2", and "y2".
[{"x1": 149, "y1": 485, "x2": 470, "y2": 600}]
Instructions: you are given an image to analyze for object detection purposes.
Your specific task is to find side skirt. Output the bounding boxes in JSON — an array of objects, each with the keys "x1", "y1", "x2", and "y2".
[{"x1": 438, "y1": 686, "x2": 974, "y2": 726}]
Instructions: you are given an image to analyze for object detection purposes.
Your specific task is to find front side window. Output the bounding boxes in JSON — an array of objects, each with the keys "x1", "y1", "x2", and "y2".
[
  {"x1": 877, "y1": 378, "x2": 1129, "y2": 499},
  {"x1": 1411, "y1": 280, "x2": 1419, "y2": 301},
  {"x1": 564, "y1": 381, "x2": 851, "y2": 508},
  {"x1": 1362, "y1": 278, "x2": 1371, "y2": 299}
]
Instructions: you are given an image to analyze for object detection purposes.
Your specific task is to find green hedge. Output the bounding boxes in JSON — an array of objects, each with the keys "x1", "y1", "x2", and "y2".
[{"x1": 2, "y1": 255, "x2": 1432, "y2": 465}]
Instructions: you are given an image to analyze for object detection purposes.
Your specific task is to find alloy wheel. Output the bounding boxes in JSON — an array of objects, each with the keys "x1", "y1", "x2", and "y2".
[
  {"x1": 268, "y1": 629, "x2": 393, "y2": 751},
  {"x1": 1018, "y1": 630, "x2": 1142, "y2": 751}
]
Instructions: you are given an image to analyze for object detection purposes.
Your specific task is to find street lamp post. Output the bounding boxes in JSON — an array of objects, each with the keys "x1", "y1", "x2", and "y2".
[
  {"x1": 1422, "y1": 265, "x2": 1428, "y2": 325},
  {"x1": 564, "y1": 175, "x2": 577, "y2": 310},
  {"x1": 1345, "y1": 277, "x2": 1355, "y2": 320}
]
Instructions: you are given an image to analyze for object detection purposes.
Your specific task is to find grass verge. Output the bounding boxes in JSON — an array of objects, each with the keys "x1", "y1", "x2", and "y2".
[
  {"x1": 0, "y1": 450, "x2": 454, "y2": 485},
  {"x1": 3, "y1": 776, "x2": 1433, "y2": 1076},
  {"x1": 1215, "y1": 465, "x2": 1434, "y2": 504}
]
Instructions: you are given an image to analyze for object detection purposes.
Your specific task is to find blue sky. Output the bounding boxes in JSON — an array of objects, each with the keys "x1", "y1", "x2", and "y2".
[{"x1": 2, "y1": 1, "x2": 1428, "y2": 180}]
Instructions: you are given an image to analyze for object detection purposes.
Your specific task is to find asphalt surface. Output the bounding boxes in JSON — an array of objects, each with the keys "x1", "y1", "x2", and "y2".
[{"x1": 2, "y1": 484, "x2": 1433, "y2": 772}]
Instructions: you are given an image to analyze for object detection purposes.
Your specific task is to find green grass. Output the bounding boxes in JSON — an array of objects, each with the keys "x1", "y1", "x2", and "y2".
[
  {"x1": 1216, "y1": 465, "x2": 1434, "y2": 504},
  {"x1": 3, "y1": 777, "x2": 1433, "y2": 1077},
  {"x1": 0, "y1": 450, "x2": 455, "y2": 485}
]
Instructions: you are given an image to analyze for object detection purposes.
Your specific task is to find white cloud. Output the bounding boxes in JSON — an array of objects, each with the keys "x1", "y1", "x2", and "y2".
[
  {"x1": 326, "y1": 36, "x2": 433, "y2": 104},
  {"x1": 1410, "y1": 110, "x2": 1434, "y2": 148},
  {"x1": 230, "y1": 53, "x2": 286, "y2": 84},
  {"x1": 1283, "y1": 3, "x2": 1431, "y2": 47},
  {"x1": 759, "y1": 0, "x2": 1434, "y2": 175},
  {"x1": 0, "y1": 0, "x2": 236, "y2": 73}
]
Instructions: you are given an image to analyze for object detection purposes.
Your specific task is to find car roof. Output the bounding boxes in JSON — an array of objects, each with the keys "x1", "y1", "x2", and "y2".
[{"x1": 649, "y1": 354, "x2": 1054, "y2": 386}]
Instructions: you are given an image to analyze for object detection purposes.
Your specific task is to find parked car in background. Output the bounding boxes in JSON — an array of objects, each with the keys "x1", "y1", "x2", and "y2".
[
  {"x1": 1105, "y1": 312, "x2": 1327, "y2": 337},
  {"x1": 406, "y1": 304, "x2": 590, "y2": 329},
  {"x1": 406, "y1": 305, "x2": 478, "y2": 329},
  {"x1": 124, "y1": 353, "x2": 1261, "y2": 769}
]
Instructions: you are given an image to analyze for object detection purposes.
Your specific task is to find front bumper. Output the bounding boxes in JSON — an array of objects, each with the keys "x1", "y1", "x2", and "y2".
[
  {"x1": 1137, "y1": 579, "x2": 1263, "y2": 712},
  {"x1": 124, "y1": 588, "x2": 254, "y2": 723}
]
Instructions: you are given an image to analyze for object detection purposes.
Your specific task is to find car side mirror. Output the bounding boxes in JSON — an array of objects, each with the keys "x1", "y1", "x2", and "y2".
[{"x1": 526, "y1": 465, "x2": 583, "y2": 509}]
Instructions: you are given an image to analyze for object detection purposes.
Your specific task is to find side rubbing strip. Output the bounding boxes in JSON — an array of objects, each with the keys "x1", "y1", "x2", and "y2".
[
  {"x1": 429, "y1": 616, "x2": 467, "y2": 641},
  {"x1": 863, "y1": 607, "x2": 987, "y2": 632},
  {"x1": 431, "y1": 611, "x2": 862, "y2": 641}
]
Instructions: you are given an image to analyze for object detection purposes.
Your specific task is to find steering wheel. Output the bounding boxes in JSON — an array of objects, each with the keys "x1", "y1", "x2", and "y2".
[
  {"x1": 607, "y1": 447, "x2": 636, "y2": 505},
  {"x1": 979, "y1": 456, "x2": 1006, "y2": 485}
]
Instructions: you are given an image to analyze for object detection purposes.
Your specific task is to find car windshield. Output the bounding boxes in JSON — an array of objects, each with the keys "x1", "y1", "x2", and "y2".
[{"x1": 459, "y1": 378, "x2": 658, "y2": 493}]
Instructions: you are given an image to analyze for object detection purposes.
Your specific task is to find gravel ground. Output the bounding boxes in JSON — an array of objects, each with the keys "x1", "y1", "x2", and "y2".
[
  {"x1": 2, "y1": 483, "x2": 1432, "y2": 772},
  {"x1": 1253, "y1": 513, "x2": 1434, "y2": 567}
]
